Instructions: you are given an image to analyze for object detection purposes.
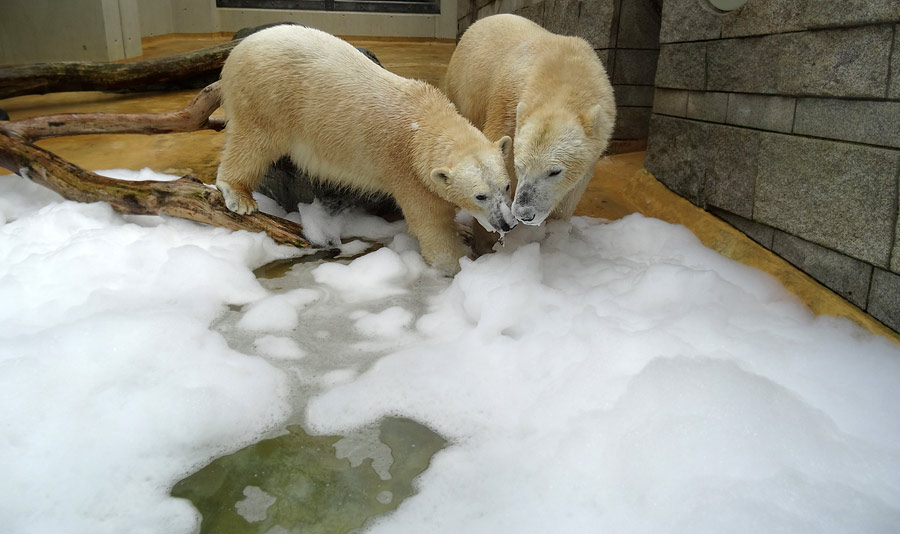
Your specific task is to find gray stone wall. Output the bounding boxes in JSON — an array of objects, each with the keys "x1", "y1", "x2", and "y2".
[
  {"x1": 457, "y1": 0, "x2": 662, "y2": 143},
  {"x1": 646, "y1": 0, "x2": 900, "y2": 332}
]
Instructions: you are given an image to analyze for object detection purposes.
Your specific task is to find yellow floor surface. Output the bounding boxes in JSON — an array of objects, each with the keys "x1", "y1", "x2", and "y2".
[{"x1": 2, "y1": 33, "x2": 896, "y2": 345}]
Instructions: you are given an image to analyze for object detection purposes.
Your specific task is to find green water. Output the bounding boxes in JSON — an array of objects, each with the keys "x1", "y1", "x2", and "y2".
[{"x1": 171, "y1": 418, "x2": 445, "y2": 534}]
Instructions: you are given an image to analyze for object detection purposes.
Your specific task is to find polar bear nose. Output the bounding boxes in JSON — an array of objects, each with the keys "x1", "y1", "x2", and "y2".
[
  {"x1": 498, "y1": 219, "x2": 512, "y2": 232},
  {"x1": 514, "y1": 205, "x2": 536, "y2": 222}
]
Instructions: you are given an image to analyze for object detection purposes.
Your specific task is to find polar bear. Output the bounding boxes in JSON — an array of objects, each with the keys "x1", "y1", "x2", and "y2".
[
  {"x1": 216, "y1": 25, "x2": 515, "y2": 274},
  {"x1": 445, "y1": 13, "x2": 616, "y2": 226}
]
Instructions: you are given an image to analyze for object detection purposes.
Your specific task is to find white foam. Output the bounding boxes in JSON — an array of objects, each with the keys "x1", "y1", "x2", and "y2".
[
  {"x1": 312, "y1": 247, "x2": 415, "y2": 303},
  {"x1": 351, "y1": 306, "x2": 414, "y2": 338},
  {"x1": 237, "y1": 288, "x2": 321, "y2": 332},
  {"x1": 253, "y1": 335, "x2": 306, "y2": 360},
  {"x1": 305, "y1": 215, "x2": 900, "y2": 533},
  {"x1": 0, "y1": 169, "x2": 298, "y2": 534},
  {"x1": 5, "y1": 166, "x2": 900, "y2": 534}
]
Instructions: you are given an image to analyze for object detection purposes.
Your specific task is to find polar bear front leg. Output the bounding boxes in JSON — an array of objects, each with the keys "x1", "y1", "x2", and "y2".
[
  {"x1": 397, "y1": 189, "x2": 471, "y2": 276},
  {"x1": 216, "y1": 127, "x2": 280, "y2": 215}
]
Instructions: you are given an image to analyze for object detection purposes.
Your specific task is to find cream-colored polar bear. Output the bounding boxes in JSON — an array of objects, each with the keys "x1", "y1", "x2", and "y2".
[
  {"x1": 445, "y1": 14, "x2": 616, "y2": 226},
  {"x1": 216, "y1": 25, "x2": 515, "y2": 274}
]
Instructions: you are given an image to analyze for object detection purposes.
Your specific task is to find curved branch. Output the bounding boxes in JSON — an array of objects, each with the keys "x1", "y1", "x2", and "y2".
[
  {"x1": 0, "y1": 82, "x2": 224, "y2": 143},
  {"x1": 0, "y1": 131, "x2": 310, "y2": 248}
]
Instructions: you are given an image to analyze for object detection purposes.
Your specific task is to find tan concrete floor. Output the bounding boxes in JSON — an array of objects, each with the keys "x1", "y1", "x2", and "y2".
[{"x1": 2, "y1": 34, "x2": 897, "y2": 344}]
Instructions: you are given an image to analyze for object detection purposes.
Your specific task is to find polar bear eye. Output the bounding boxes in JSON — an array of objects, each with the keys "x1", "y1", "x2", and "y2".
[
  {"x1": 548, "y1": 168, "x2": 563, "y2": 177},
  {"x1": 475, "y1": 194, "x2": 488, "y2": 201}
]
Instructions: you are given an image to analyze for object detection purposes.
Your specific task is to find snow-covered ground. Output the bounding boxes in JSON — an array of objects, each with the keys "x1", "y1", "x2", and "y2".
[{"x1": 2, "y1": 169, "x2": 899, "y2": 534}]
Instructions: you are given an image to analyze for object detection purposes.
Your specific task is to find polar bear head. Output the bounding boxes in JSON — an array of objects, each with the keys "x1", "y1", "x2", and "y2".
[
  {"x1": 429, "y1": 135, "x2": 517, "y2": 233},
  {"x1": 510, "y1": 102, "x2": 613, "y2": 225}
]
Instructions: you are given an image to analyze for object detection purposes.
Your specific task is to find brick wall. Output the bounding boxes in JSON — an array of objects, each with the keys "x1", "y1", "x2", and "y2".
[
  {"x1": 645, "y1": 0, "x2": 900, "y2": 331},
  {"x1": 457, "y1": 0, "x2": 662, "y2": 147}
]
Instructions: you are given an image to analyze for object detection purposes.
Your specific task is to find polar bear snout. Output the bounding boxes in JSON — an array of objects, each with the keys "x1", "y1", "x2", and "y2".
[
  {"x1": 512, "y1": 186, "x2": 551, "y2": 226},
  {"x1": 513, "y1": 204, "x2": 536, "y2": 223}
]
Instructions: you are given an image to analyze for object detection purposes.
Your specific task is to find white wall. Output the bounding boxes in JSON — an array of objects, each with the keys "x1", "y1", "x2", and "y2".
[{"x1": 0, "y1": 0, "x2": 142, "y2": 65}]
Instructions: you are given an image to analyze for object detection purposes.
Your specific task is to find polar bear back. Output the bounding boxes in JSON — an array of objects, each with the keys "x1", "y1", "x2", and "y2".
[{"x1": 221, "y1": 25, "x2": 424, "y2": 192}]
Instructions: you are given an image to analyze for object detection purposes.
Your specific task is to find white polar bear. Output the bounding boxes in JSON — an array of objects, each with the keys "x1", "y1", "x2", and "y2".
[
  {"x1": 216, "y1": 25, "x2": 516, "y2": 274},
  {"x1": 445, "y1": 13, "x2": 616, "y2": 226}
]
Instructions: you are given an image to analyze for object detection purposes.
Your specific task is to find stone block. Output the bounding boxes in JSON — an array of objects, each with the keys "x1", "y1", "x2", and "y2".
[
  {"x1": 645, "y1": 114, "x2": 708, "y2": 204},
  {"x1": 702, "y1": 123, "x2": 759, "y2": 218},
  {"x1": 794, "y1": 99, "x2": 900, "y2": 149},
  {"x1": 894, "y1": 168, "x2": 900, "y2": 274},
  {"x1": 457, "y1": 16, "x2": 472, "y2": 39},
  {"x1": 868, "y1": 268, "x2": 900, "y2": 333},
  {"x1": 659, "y1": 0, "x2": 722, "y2": 44},
  {"x1": 544, "y1": 0, "x2": 618, "y2": 48},
  {"x1": 596, "y1": 49, "x2": 613, "y2": 71},
  {"x1": 721, "y1": 0, "x2": 900, "y2": 39},
  {"x1": 616, "y1": 0, "x2": 662, "y2": 49},
  {"x1": 614, "y1": 85, "x2": 655, "y2": 107},
  {"x1": 772, "y1": 231, "x2": 873, "y2": 309},
  {"x1": 514, "y1": 0, "x2": 545, "y2": 25},
  {"x1": 720, "y1": 0, "x2": 804, "y2": 38},
  {"x1": 754, "y1": 134, "x2": 900, "y2": 267},
  {"x1": 711, "y1": 208, "x2": 775, "y2": 249},
  {"x1": 652, "y1": 88, "x2": 688, "y2": 116},
  {"x1": 708, "y1": 26, "x2": 893, "y2": 98},
  {"x1": 458, "y1": 0, "x2": 472, "y2": 19},
  {"x1": 655, "y1": 42, "x2": 706, "y2": 90},
  {"x1": 647, "y1": 117, "x2": 760, "y2": 216},
  {"x1": 612, "y1": 49, "x2": 660, "y2": 85},
  {"x1": 613, "y1": 106, "x2": 653, "y2": 139},
  {"x1": 726, "y1": 93, "x2": 795, "y2": 133},
  {"x1": 686, "y1": 91, "x2": 728, "y2": 123},
  {"x1": 891, "y1": 25, "x2": 900, "y2": 100},
  {"x1": 477, "y1": 3, "x2": 500, "y2": 20}
]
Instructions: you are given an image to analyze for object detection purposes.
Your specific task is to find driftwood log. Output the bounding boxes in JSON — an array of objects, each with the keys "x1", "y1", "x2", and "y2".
[
  {"x1": 0, "y1": 41, "x2": 237, "y2": 100},
  {"x1": 0, "y1": 82, "x2": 310, "y2": 248},
  {"x1": 0, "y1": 22, "x2": 382, "y2": 102}
]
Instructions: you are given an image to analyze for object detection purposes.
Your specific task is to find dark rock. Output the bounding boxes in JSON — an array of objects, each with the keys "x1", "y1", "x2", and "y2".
[
  {"x1": 246, "y1": 34, "x2": 395, "y2": 217},
  {"x1": 257, "y1": 158, "x2": 399, "y2": 217},
  {"x1": 0, "y1": 109, "x2": 8, "y2": 121}
]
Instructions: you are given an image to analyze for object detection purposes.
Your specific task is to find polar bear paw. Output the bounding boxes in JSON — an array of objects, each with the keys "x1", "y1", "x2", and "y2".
[{"x1": 217, "y1": 181, "x2": 258, "y2": 215}]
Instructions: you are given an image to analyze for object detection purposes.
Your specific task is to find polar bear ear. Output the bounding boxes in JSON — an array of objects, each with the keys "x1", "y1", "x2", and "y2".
[
  {"x1": 495, "y1": 136, "x2": 513, "y2": 158},
  {"x1": 579, "y1": 104, "x2": 604, "y2": 134},
  {"x1": 516, "y1": 102, "x2": 526, "y2": 125},
  {"x1": 429, "y1": 167, "x2": 453, "y2": 191}
]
